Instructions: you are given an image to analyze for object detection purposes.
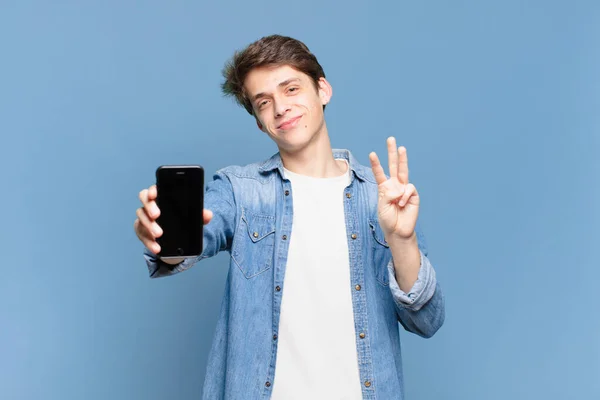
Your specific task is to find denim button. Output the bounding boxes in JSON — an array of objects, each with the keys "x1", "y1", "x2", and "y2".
[
  {"x1": 364, "y1": 381, "x2": 371, "y2": 387},
  {"x1": 355, "y1": 284, "x2": 361, "y2": 291},
  {"x1": 359, "y1": 332, "x2": 365, "y2": 339},
  {"x1": 351, "y1": 233, "x2": 357, "y2": 240},
  {"x1": 284, "y1": 190, "x2": 289, "y2": 196}
]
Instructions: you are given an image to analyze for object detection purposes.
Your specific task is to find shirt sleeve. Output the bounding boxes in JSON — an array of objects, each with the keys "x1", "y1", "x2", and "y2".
[
  {"x1": 387, "y1": 250, "x2": 437, "y2": 312},
  {"x1": 143, "y1": 246, "x2": 206, "y2": 278}
]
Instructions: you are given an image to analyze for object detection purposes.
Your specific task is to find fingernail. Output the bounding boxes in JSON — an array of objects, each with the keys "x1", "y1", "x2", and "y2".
[{"x1": 154, "y1": 226, "x2": 162, "y2": 236}]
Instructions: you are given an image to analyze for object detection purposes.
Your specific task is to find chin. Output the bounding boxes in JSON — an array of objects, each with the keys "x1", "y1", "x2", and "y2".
[
  {"x1": 271, "y1": 122, "x2": 320, "y2": 150},
  {"x1": 278, "y1": 135, "x2": 316, "y2": 153}
]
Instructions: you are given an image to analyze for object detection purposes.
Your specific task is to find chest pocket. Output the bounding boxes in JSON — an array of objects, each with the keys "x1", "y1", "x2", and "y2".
[
  {"x1": 368, "y1": 219, "x2": 391, "y2": 286},
  {"x1": 231, "y1": 210, "x2": 276, "y2": 279}
]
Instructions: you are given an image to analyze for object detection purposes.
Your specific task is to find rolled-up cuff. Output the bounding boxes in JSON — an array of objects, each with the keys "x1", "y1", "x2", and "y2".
[
  {"x1": 388, "y1": 250, "x2": 437, "y2": 311},
  {"x1": 143, "y1": 248, "x2": 198, "y2": 278}
]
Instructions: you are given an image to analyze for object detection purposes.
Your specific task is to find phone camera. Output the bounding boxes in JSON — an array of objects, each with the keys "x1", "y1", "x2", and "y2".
[{"x1": 177, "y1": 248, "x2": 184, "y2": 256}]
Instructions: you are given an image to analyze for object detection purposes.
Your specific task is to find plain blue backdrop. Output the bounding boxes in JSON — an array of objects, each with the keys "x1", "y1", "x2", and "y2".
[{"x1": 1, "y1": 1, "x2": 598, "y2": 399}]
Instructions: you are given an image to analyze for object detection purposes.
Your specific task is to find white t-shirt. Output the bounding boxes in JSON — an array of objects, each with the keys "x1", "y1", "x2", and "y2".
[{"x1": 271, "y1": 159, "x2": 363, "y2": 400}]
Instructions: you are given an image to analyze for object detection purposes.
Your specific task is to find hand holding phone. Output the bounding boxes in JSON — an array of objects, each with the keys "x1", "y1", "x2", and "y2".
[
  {"x1": 134, "y1": 166, "x2": 213, "y2": 260},
  {"x1": 154, "y1": 165, "x2": 205, "y2": 259}
]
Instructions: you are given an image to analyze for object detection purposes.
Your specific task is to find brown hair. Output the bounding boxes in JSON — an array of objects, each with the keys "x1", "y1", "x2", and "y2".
[{"x1": 221, "y1": 34, "x2": 326, "y2": 115}]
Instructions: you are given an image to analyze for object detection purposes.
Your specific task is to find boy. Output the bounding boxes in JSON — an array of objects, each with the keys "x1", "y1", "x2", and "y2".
[{"x1": 134, "y1": 34, "x2": 444, "y2": 400}]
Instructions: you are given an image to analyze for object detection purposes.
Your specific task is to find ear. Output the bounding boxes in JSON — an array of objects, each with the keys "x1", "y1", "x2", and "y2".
[
  {"x1": 317, "y1": 77, "x2": 333, "y2": 106},
  {"x1": 256, "y1": 118, "x2": 266, "y2": 132}
]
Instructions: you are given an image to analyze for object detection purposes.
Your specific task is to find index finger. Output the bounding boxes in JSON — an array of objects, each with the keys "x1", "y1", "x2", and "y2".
[
  {"x1": 148, "y1": 185, "x2": 157, "y2": 201},
  {"x1": 139, "y1": 188, "x2": 160, "y2": 219},
  {"x1": 369, "y1": 152, "x2": 387, "y2": 185}
]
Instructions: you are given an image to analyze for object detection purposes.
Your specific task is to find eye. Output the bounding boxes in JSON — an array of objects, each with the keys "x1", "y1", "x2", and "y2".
[
  {"x1": 287, "y1": 87, "x2": 299, "y2": 93},
  {"x1": 258, "y1": 99, "x2": 269, "y2": 109}
]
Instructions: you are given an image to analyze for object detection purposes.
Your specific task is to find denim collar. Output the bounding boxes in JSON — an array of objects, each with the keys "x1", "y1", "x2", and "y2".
[{"x1": 258, "y1": 148, "x2": 369, "y2": 182}]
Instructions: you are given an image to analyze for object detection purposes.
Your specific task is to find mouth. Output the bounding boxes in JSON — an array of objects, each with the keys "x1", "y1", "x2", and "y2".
[{"x1": 277, "y1": 115, "x2": 302, "y2": 130}]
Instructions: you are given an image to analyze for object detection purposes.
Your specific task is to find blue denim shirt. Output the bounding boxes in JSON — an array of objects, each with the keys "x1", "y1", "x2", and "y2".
[{"x1": 143, "y1": 149, "x2": 445, "y2": 399}]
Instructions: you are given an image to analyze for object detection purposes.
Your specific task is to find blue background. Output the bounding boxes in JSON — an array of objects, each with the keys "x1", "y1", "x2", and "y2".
[{"x1": 1, "y1": 1, "x2": 598, "y2": 399}]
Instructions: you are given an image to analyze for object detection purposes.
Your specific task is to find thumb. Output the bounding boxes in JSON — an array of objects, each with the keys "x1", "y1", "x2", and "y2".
[
  {"x1": 203, "y1": 209, "x2": 213, "y2": 225},
  {"x1": 378, "y1": 181, "x2": 405, "y2": 204}
]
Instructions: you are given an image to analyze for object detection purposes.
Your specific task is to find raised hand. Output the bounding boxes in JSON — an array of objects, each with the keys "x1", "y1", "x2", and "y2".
[{"x1": 369, "y1": 137, "x2": 419, "y2": 241}]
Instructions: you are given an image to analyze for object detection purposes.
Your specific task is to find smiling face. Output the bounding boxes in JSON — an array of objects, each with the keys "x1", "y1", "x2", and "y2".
[{"x1": 243, "y1": 64, "x2": 332, "y2": 152}]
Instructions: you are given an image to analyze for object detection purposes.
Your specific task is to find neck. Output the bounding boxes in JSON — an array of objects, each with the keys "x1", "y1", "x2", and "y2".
[{"x1": 279, "y1": 123, "x2": 347, "y2": 178}]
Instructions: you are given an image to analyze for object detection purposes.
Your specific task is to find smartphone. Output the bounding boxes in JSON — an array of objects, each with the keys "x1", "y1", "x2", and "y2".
[{"x1": 155, "y1": 165, "x2": 204, "y2": 259}]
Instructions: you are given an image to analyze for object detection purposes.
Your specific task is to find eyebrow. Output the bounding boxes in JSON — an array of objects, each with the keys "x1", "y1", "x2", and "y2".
[{"x1": 252, "y1": 78, "x2": 301, "y2": 102}]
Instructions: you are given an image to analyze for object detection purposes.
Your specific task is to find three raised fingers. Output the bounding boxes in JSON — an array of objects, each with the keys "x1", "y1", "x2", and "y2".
[{"x1": 371, "y1": 137, "x2": 410, "y2": 186}]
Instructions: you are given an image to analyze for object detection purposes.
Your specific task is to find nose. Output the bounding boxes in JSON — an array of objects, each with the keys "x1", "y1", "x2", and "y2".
[{"x1": 273, "y1": 98, "x2": 291, "y2": 118}]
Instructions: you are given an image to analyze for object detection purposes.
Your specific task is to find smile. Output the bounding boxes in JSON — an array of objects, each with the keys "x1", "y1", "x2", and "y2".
[{"x1": 277, "y1": 115, "x2": 302, "y2": 130}]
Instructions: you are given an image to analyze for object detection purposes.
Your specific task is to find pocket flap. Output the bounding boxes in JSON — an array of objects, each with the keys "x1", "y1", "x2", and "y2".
[
  {"x1": 242, "y1": 212, "x2": 276, "y2": 243},
  {"x1": 368, "y1": 219, "x2": 389, "y2": 248}
]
